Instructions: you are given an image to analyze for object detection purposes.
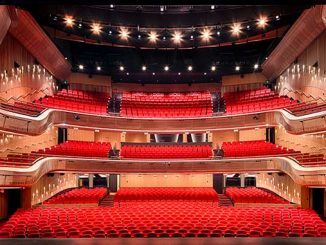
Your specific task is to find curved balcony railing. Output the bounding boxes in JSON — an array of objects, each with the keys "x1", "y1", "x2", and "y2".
[
  {"x1": 0, "y1": 155, "x2": 326, "y2": 187},
  {"x1": 0, "y1": 106, "x2": 326, "y2": 135}
]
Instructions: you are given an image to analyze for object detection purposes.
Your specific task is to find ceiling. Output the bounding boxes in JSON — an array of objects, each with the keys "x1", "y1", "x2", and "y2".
[{"x1": 22, "y1": 4, "x2": 311, "y2": 84}]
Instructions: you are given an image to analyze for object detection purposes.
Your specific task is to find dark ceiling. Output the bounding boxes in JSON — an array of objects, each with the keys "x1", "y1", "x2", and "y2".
[{"x1": 23, "y1": 4, "x2": 311, "y2": 84}]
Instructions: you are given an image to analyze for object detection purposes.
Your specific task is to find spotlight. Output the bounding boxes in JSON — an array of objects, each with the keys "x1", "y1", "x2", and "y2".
[
  {"x1": 235, "y1": 66, "x2": 240, "y2": 71},
  {"x1": 163, "y1": 36, "x2": 166, "y2": 41},
  {"x1": 164, "y1": 65, "x2": 169, "y2": 72},
  {"x1": 126, "y1": 72, "x2": 129, "y2": 76},
  {"x1": 211, "y1": 65, "x2": 216, "y2": 72},
  {"x1": 97, "y1": 66, "x2": 101, "y2": 71},
  {"x1": 204, "y1": 72, "x2": 207, "y2": 75},
  {"x1": 172, "y1": 31, "x2": 183, "y2": 44},
  {"x1": 110, "y1": 4, "x2": 114, "y2": 8},
  {"x1": 178, "y1": 72, "x2": 181, "y2": 75},
  {"x1": 78, "y1": 65, "x2": 84, "y2": 70},
  {"x1": 148, "y1": 31, "x2": 158, "y2": 43},
  {"x1": 200, "y1": 29, "x2": 212, "y2": 42},
  {"x1": 91, "y1": 23, "x2": 102, "y2": 35},
  {"x1": 78, "y1": 23, "x2": 82, "y2": 28},
  {"x1": 246, "y1": 25, "x2": 250, "y2": 30},
  {"x1": 138, "y1": 34, "x2": 141, "y2": 39},
  {"x1": 231, "y1": 23, "x2": 242, "y2": 36},
  {"x1": 276, "y1": 15, "x2": 280, "y2": 20},
  {"x1": 142, "y1": 65, "x2": 147, "y2": 71},
  {"x1": 152, "y1": 72, "x2": 156, "y2": 76},
  {"x1": 190, "y1": 35, "x2": 194, "y2": 40},
  {"x1": 119, "y1": 66, "x2": 124, "y2": 71},
  {"x1": 119, "y1": 28, "x2": 130, "y2": 40},
  {"x1": 108, "y1": 30, "x2": 112, "y2": 35},
  {"x1": 254, "y1": 64, "x2": 259, "y2": 70},
  {"x1": 211, "y1": 5, "x2": 215, "y2": 10},
  {"x1": 160, "y1": 6, "x2": 165, "y2": 12},
  {"x1": 217, "y1": 31, "x2": 220, "y2": 36},
  {"x1": 64, "y1": 57, "x2": 68, "y2": 60},
  {"x1": 64, "y1": 15, "x2": 74, "y2": 27},
  {"x1": 257, "y1": 16, "x2": 268, "y2": 28},
  {"x1": 187, "y1": 65, "x2": 193, "y2": 72}
]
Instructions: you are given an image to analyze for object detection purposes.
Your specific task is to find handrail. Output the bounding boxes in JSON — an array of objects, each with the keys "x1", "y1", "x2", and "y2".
[
  {"x1": 0, "y1": 87, "x2": 51, "y2": 103},
  {"x1": 282, "y1": 87, "x2": 326, "y2": 103}
]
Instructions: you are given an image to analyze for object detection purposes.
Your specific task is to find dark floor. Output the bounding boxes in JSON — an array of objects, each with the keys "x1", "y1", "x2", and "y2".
[{"x1": 0, "y1": 238, "x2": 325, "y2": 245}]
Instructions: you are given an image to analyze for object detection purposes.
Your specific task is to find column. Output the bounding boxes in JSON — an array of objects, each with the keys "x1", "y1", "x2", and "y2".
[
  {"x1": 240, "y1": 174, "x2": 245, "y2": 187},
  {"x1": 106, "y1": 174, "x2": 110, "y2": 188},
  {"x1": 183, "y1": 133, "x2": 188, "y2": 143},
  {"x1": 89, "y1": 174, "x2": 94, "y2": 188}
]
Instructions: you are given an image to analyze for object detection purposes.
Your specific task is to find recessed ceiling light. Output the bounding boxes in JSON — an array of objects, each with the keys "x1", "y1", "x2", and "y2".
[
  {"x1": 190, "y1": 35, "x2": 194, "y2": 40},
  {"x1": 91, "y1": 23, "x2": 102, "y2": 35},
  {"x1": 142, "y1": 65, "x2": 147, "y2": 71},
  {"x1": 97, "y1": 66, "x2": 101, "y2": 71},
  {"x1": 178, "y1": 72, "x2": 181, "y2": 75},
  {"x1": 78, "y1": 65, "x2": 84, "y2": 70},
  {"x1": 108, "y1": 30, "x2": 112, "y2": 35},
  {"x1": 211, "y1": 5, "x2": 215, "y2": 10},
  {"x1": 276, "y1": 15, "x2": 280, "y2": 20},
  {"x1": 235, "y1": 66, "x2": 240, "y2": 71},
  {"x1": 201, "y1": 29, "x2": 212, "y2": 42},
  {"x1": 138, "y1": 34, "x2": 141, "y2": 39},
  {"x1": 148, "y1": 31, "x2": 158, "y2": 43},
  {"x1": 187, "y1": 65, "x2": 193, "y2": 72},
  {"x1": 257, "y1": 16, "x2": 268, "y2": 28},
  {"x1": 254, "y1": 64, "x2": 259, "y2": 69},
  {"x1": 164, "y1": 65, "x2": 169, "y2": 71},
  {"x1": 119, "y1": 66, "x2": 124, "y2": 71},
  {"x1": 217, "y1": 31, "x2": 220, "y2": 36},
  {"x1": 172, "y1": 31, "x2": 183, "y2": 44},
  {"x1": 211, "y1": 65, "x2": 216, "y2": 71},
  {"x1": 152, "y1": 72, "x2": 156, "y2": 76},
  {"x1": 204, "y1": 72, "x2": 207, "y2": 75},
  {"x1": 126, "y1": 72, "x2": 129, "y2": 75},
  {"x1": 231, "y1": 23, "x2": 242, "y2": 36},
  {"x1": 64, "y1": 57, "x2": 67, "y2": 60},
  {"x1": 64, "y1": 15, "x2": 74, "y2": 27}
]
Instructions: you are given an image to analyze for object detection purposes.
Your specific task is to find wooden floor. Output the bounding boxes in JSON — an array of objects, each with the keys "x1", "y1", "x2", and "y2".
[{"x1": 0, "y1": 238, "x2": 325, "y2": 245}]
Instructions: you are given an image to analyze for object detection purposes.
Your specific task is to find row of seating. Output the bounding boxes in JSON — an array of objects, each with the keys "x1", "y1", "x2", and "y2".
[
  {"x1": 43, "y1": 188, "x2": 108, "y2": 204},
  {"x1": 121, "y1": 92, "x2": 213, "y2": 118},
  {"x1": 114, "y1": 188, "x2": 219, "y2": 203},
  {"x1": 1, "y1": 205, "x2": 325, "y2": 238},
  {"x1": 34, "y1": 141, "x2": 111, "y2": 158},
  {"x1": 286, "y1": 101, "x2": 326, "y2": 116},
  {"x1": 225, "y1": 187, "x2": 289, "y2": 204},
  {"x1": 222, "y1": 140, "x2": 299, "y2": 157},
  {"x1": 120, "y1": 144, "x2": 212, "y2": 159},
  {"x1": 0, "y1": 102, "x2": 45, "y2": 117},
  {"x1": 35, "y1": 89, "x2": 110, "y2": 114}
]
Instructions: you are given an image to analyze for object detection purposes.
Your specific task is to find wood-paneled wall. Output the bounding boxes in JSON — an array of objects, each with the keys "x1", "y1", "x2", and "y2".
[
  {"x1": 120, "y1": 174, "x2": 213, "y2": 188},
  {"x1": 68, "y1": 73, "x2": 112, "y2": 94},
  {"x1": 212, "y1": 130, "x2": 239, "y2": 149},
  {"x1": 276, "y1": 31, "x2": 326, "y2": 101},
  {"x1": 239, "y1": 128, "x2": 266, "y2": 141},
  {"x1": 221, "y1": 73, "x2": 266, "y2": 94},
  {"x1": 31, "y1": 173, "x2": 77, "y2": 206},
  {"x1": 0, "y1": 34, "x2": 54, "y2": 101},
  {"x1": 67, "y1": 128, "x2": 95, "y2": 142},
  {"x1": 0, "y1": 127, "x2": 57, "y2": 157},
  {"x1": 94, "y1": 131, "x2": 121, "y2": 149},
  {"x1": 256, "y1": 173, "x2": 302, "y2": 205},
  {"x1": 125, "y1": 132, "x2": 147, "y2": 143}
]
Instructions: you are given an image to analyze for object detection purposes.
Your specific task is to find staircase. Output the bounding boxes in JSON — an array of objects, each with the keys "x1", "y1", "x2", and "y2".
[
  {"x1": 99, "y1": 193, "x2": 115, "y2": 207},
  {"x1": 218, "y1": 194, "x2": 233, "y2": 207}
]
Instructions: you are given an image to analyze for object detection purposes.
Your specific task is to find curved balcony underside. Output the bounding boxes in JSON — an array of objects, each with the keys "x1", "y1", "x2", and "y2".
[
  {"x1": 0, "y1": 108, "x2": 325, "y2": 135},
  {"x1": 0, "y1": 156, "x2": 325, "y2": 187}
]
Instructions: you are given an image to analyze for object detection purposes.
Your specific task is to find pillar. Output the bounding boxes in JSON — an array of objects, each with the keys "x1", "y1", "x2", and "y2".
[
  {"x1": 240, "y1": 174, "x2": 245, "y2": 187},
  {"x1": 120, "y1": 132, "x2": 126, "y2": 143},
  {"x1": 76, "y1": 174, "x2": 80, "y2": 187},
  {"x1": 106, "y1": 174, "x2": 110, "y2": 188},
  {"x1": 21, "y1": 188, "x2": 32, "y2": 209},
  {"x1": 301, "y1": 186, "x2": 310, "y2": 209},
  {"x1": 183, "y1": 133, "x2": 188, "y2": 143},
  {"x1": 145, "y1": 133, "x2": 150, "y2": 143},
  {"x1": 89, "y1": 174, "x2": 94, "y2": 188}
]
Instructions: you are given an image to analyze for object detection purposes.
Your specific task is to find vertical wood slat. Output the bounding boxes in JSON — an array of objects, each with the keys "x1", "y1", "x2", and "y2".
[
  {"x1": 0, "y1": 6, "x2": 11, "y2": 45},
  {"x1": 262, "y1": 5, "x2": 326, "y2": 80},
  {"x1": 8, "y1": 8, "x2": 71, "y2": 80}
]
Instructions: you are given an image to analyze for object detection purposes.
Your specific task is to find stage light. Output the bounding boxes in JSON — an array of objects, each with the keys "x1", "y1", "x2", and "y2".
[
  {"x1": 163, "y1": 36, "x2": 166, "y2": 41},
  {"x1": 231, "y1": 23, "x2": 242, "y2": 36},
  {"x1": 276, "y1": 15, "x2": 280, "y2": 20},
  {"x1": 119, "y1": 66, "x2": 124, "y2": 71},
  {"x1": 246, "y1": 25, "x2": 250, "y2": 30},
  {"x1": 190, "y1": 35, "x2": 194, "y2": 40},
  {"x1": 257, "y1": 16, "x2": 268, "y2": 28},
  {"x1": 254, "y1": 64, "x2": 259, "y2": 70},
  {"x1": 188, "y1": 65, "x2": 193, "y2": 72},
  {"x1": 138, "y1": 34, "x2": 141, "y2": 39},
  {"x1": 78, "y1": 23, "x2": 82, "y2": 28},
  {"x1": 78, "y1": 65, "x2": 84, "y2": 70},
  {"x1": 211, "y1": 65, "x2": 216, "y2": 71},
  {"x1": 172, "y1": 31, "x2": 183, "y2": 44},
  {"x1": 160, "y1": 6, "x2": 165, "y2": 12},
  {"x1": 148, "y1": 31, "x2": 158, "y2": 43},
  {"x1": 126, "y1": 72, "x2": 129, "y2": 75},
  {"x1": 204, "y1": 72, "x2": 207, "y2": 75},
  {"x1": 217, "y1": 31, "x2": 220, "y2": 36},
  {"x1": 200, "y1": 29, "x2": 212, "y2": 42},
  {"x1": 164, "y1": 65, "x2": 169, "y2": 72},
  {"x1": 64, "y1": 15, "x2": 74, "y2": 27},
  {"x1": 91, "y1": 23, "x2": 102, "y2": 35},
  {"x1": 119, "y1": 28, "x2": 130, "y2": 40},
  {"x1": 97, "y1": 66, "x2": 101, "y2": 71},
  {"x1": 235, "y1": 66, "x2": 240, "y2": 71},
  {"x1": 110, "y1": 4, "x2": 114, "y2": 8},
  {"x1": 152, "y1": 72, "x2": 156, "y2": 76},
  {"x1": 142, "y1": 65, "x2": 147, "y2": 71},
  {"x1": 178, "y1": 72, "x2": 181, "y2": 75},
  {"x1": 211, "y1": 5, "x2": 215, "y2": 10},
  {"x1": 108, "y1": 30, "x2": 112, "y2": 35}
]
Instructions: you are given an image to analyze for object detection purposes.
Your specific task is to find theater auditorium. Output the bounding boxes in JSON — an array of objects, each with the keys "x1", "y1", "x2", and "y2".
[{"x1": 0, "y1": 3, "x2": 325, "y2": 245}]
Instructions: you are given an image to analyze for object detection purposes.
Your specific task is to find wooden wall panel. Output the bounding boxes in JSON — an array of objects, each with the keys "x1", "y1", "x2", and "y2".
[
  {"x1": 221, "y1": 73, "x2": 266, "y2": 94},
  {"x1": 212, "y1": 130, "x2": 239, "y2": 149},
  {"x1": 256, "y1": 173, "x2": 302, "y2": 205},
  {"x1": 239, "y1": 128, "x2": 266, "y2": 141},
  {"x1": 68, "y1": 73, "x2": 112, "y2": 94},
  {"x1": 262, "y1": 5, "x2": 326, "y2": 79},
  {"x1": 125, "y1": 132, "x2": 147, "y2": 143},
  {"x1": 120, "y1": 174, "x2": 213, "y2": 188},
  {"x1": 0, "y1": 6, "x2": 11, "y2": 45},
  {"x1": 0, "y1": 34, "x2": 54, "y2": 101},
  {"x1": 67, "y1": 128, "x2": 95, "y2": 142},
  {"x1": 0, "y1": 190, "x2": 8, "y2": 220},
  {"x1": 94, "y1": 131, "x2": 121, "y2": 149},
  {"x1": 9, "y1": 8, "x2": 71, "y2": 80}
]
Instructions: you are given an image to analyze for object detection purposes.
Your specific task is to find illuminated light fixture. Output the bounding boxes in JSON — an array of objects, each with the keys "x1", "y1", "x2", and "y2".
[
  {"x1": 164, "y1": 65, "x2": 169, "y2": 72},
  {"x1": 119, "y1": 28, "x2": 130, "y2": 40},
  {"x1": 110, "y1": 4, "x2": 114, "y2": 8},
  {"x1": 78, "y1": 65, "x2": 84, "y2": 70},
  {"x1": 91, "y1": 23, "x2": 102, "y2": 35},
  {"x1": 64, "y1": 57, "x2": 68, "y2": 60},
  {"x1": 204, "y1": 72, "x2": 207, "y2": 75},
  {"x1": 211, "y1": 65, "x2": 216, "y2": 71},
  {"x1": 148, "y1": 31, "x2": 158, "y2": 43},
  {"x1": 187, "y1": 65, "x2": 193, "y2": 72},
  {"x1": 64, "y1": 15, "x2": 74, "y2": 27},
  {"x1": 257, "y1": 16, "x2": 268, "y2": 28},
  {"x1": 119, "y1": 66, "x2": 124, "y2": 71},
  {"x1": 276, "y1": 15, "x2": 280, "y2": 20},
  {"x1": 217, "y1": 31, "x2": 220, "y2": 36},
  {"x1": 138, "y1": 34, "x2": 141, "y2": 39},
  {"x1": 126, "y1": 72, "x2": 129, "y2": 75},
  {"x1": 172, "y1": 31, "x2": 183, "y2": 44},
  {"x1": 152, "y1": 72, "x2": 156, "y2": 76},
  {"x1": 190, "y1": 35, "x2": 194, "y2": 40},
  {"x1": 108, "y1": 30, "x2": 112, "y2": 35},
  {"x1": 246, "y1": 25, "x2": 250, "y2": 30},
  {"x1": 78, "y1": 23, "x2": 82, "y2": 28},
  {"x1": 254, "y1": 64, "x2": 259, "y2": 70},
  {"x1": 163, "y1": 36, "x2": 166, "y2": 40},
  {"x1": 142, "y1": 65, "x2": 147, "y2": 71},
  {"x1": 211, "y1": 5, "x2": 215, "y2": 10},
  {"x1": 96, "y1": 66, "x2": 101, "y2": 71},
  {"x1": 160, "y1": 5, "x2": 165, "y2": 12},
  {"x1": 178, "y1": 72, "x2": 181, "y2": 75},
  {"x1": 231, "y1": 23, "x2": 242, "y2": 36},
  {"x1": 235, "y1": 66, "x2": 240, "y2": 71},
  {"x1": 200, "y1": 29, "x2": 212, "y2": 42}
]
